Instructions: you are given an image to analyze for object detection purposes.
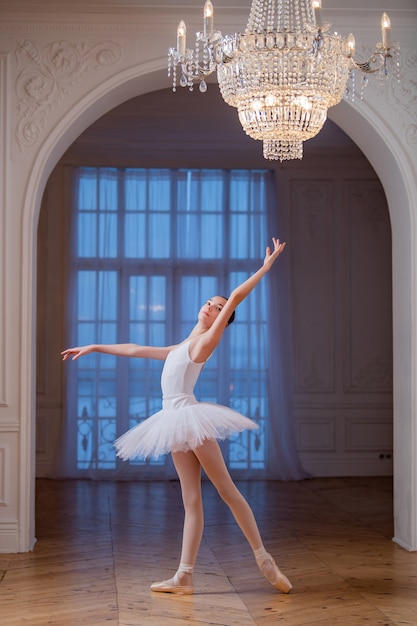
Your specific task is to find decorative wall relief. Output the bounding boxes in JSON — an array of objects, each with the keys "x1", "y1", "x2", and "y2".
[
  {"x1": 298, "y1": 183, "x2": 328, "y2": 239},
  {"x1": 302, "y1": 353, "x2": 327, "y2": 390},
  {"x1": 350, "y1": 187, "x2": 386, "y2": 234},
  {"x1": 384, "y1": 46, "x2": 417, "y2": 151},
  {"x1": 15, "y1": 39, "x2": 122, "y2": 149},
  {"x1": 350, "y1": 355, "x2": 393, "y2": 391}
]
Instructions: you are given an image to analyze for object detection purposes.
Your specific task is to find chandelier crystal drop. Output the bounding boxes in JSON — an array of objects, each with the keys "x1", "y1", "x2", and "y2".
[{"x1": 168, "y1": 0, "x2": 399, "y2": 161}]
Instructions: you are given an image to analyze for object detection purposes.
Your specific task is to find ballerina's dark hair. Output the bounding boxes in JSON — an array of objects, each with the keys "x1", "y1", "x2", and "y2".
[{"x1": 220, "y1": 296, "x2": 235, "y2": 326}]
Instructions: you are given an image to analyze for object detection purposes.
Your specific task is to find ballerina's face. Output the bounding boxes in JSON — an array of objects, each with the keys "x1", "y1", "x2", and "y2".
[{"x1": 198, "y1": 296, "x2": 228, "y2": 327}]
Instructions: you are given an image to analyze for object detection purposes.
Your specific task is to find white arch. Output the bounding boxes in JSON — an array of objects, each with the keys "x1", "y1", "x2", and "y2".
[
  {"x1": 20, "y1": 60, "x2": 170, "y2": 551},
  {"x1": 21, "y1": 65, "x2": 417, "y2": 551},
  {"x1": 329, "y1": 99, "x2": 416, "y2": 551}
]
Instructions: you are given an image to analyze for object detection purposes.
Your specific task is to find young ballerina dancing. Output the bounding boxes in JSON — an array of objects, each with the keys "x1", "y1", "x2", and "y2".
[{"x1": 62, "y1": 237, "x2": 292, "y2": 595}]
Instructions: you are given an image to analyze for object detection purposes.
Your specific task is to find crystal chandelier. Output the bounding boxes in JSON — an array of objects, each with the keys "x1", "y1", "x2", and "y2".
[{"x1": 168, "y1": 0, "x2": 399, "y2": 161}]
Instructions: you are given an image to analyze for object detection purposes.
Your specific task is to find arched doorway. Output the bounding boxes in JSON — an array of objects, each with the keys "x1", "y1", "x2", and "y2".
[
  {"x1": 22, "y1": 67, "x2": 417, "y2": 552},
  {"x1": 329, "y1": 100, "x2": 417, "y2": 551}
]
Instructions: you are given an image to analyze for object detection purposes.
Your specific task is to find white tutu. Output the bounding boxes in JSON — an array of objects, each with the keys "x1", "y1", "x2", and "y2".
[
  {"x1": 114, "y1": 340, "x2": 258, "y2": 460},
  {"x1": 114, "y1": 396, "x2": 258, "y2": 460}
]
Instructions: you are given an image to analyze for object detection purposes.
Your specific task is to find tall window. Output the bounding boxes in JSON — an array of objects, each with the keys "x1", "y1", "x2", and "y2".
[{"x1": 67, "y1": 167, "x2": 271, "y2": 477}]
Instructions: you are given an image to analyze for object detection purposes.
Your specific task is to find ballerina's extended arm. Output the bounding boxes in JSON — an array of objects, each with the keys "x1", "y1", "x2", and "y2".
[
  {"x1": 189, "y1": 237, "x2": 286, "y2": 361},
  {"x1": 61, "y1": 343, "x2": 174, "y2": 362},
  {"x1": 62, "y1": 238, "x2": 285, "y2": 364},
  {"x1": 227, "y1": 237, "x2": 285, "y2": 310}
]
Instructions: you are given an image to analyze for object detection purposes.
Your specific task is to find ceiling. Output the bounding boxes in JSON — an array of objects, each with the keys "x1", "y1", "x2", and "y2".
[{"x1": 0, "y1": 0, "x2": 414, "y2": 11}]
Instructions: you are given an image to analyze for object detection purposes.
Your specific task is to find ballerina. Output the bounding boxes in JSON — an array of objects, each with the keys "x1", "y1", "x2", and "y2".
[{"x1": 62, "y1": 237, "x2": 292, "y2": 595}]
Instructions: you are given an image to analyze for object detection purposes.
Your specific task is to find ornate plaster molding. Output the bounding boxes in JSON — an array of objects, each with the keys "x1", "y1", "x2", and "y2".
[
  {"x1": 15, "y1": 39, "x2": 122, "y2": 149},
  {"x1": 350, "y1": 185, "x2": 386, "y2": 234},
  {"x1": 389, "y1": 46, "x2": 417, "y2": 151},
  {"x1": 302, "y1": 353, "x2": 327, "y2": 390},
  {"x1": 351, "y1": 355, "x2": 393, "y2": 391},
  {"x1": 364, "y1": 44, "x2": 417, "y2": 152}
]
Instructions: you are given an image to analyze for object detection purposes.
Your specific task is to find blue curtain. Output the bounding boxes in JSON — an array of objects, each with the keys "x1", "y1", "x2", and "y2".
[{"x1": 55, "y1": 167, "x2": 306, "y2": 480}]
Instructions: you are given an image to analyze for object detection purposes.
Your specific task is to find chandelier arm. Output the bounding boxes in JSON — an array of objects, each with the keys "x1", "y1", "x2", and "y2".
[
  {"x1": 183, "y1": 61, "x2": 217, "y2": 79},
  {"x1": 349, "y1": 51, "x2": 389, "y2": 75},
  {"x1": 169, "y1": 51, "x2": 216, "y2": 85}
]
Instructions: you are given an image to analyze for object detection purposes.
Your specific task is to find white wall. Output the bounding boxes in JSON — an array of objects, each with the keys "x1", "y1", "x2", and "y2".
[{"x1": 0, "y1": 0, "x2": 416, "y2": 552}]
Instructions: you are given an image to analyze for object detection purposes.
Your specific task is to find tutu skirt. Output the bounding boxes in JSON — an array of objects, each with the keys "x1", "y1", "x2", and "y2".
[{"x1": 114, "y1": 392, "x2": 258, "y2": 460}]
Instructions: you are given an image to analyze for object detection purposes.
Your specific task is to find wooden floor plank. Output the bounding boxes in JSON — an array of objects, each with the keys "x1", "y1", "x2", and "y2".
[{"x1": 1, "y1": 477, "x2": 417, "y2": 625}]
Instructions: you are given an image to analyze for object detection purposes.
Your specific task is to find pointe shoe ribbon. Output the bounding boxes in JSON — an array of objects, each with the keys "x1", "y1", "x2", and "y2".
[{"x1": 258, "y1": 555, "x2": 293, "y2": 593}]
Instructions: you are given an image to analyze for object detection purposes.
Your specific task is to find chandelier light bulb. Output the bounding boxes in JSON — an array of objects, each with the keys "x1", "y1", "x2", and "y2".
[
  {"x1": 204, "y1": 0, "x2": 214, "y2": 37},
  {"x1": 381, "y1": 12, "x2": 391, "y2": 49},
  {"x1": 177, "y1": 20, "x2": 186, "y2": 57},
  {"x1": 312, "y1": 0, "x2": 323, "y2": 28},
  {"x1": 347, "y1": 33, "x2": 356, "y2": 56},
  {"x1": 251, "y1": 99, "x2": 264, "y2": 111},
  {"x1": 265, "y1": 94, "x2": 277, "y2": 107},
  {"x1": 292, "y1": 95, "x2": 313, "y2": 111}
]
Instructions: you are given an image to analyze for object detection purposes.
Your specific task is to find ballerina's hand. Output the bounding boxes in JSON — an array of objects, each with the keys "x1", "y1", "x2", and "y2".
[
  {"x1": 263, "y1": 237, "x2": 286, "y2": 269},
  {"x1": 61, "y1": 345, "x2": 93, "y2": 361}
]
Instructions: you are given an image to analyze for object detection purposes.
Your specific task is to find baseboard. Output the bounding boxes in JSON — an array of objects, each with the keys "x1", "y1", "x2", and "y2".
[
  {"x1": 299, "y1": 457, "x2": 393, "y2": 477},
  {"x1": 392, "y1": 535, "x2": 417, "y2": 552}
]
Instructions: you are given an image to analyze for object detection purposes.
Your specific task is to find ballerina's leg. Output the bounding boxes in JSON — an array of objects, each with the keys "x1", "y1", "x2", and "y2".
[
  {"x1": 151, "y1": 450, "x2": 203, "y2": 594},
  {"x1": 193, "y1": 438, "x2": 292, "y2": 593}
]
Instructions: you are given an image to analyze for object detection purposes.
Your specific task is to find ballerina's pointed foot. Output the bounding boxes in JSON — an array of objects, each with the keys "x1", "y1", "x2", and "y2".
[
  {"x1": 150, "y1": 573, "x2": 194, "y2": 595},
  {"x1": 258, "y1": 555, "x2": 292, "y2": 593}
]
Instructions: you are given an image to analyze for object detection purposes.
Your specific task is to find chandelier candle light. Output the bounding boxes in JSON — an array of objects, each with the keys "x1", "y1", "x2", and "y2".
[{"x1": 168, "y1": 0, "x2": 399, "y2": 161}]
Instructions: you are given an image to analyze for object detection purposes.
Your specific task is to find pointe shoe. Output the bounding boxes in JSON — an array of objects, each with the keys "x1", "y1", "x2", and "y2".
[
  {"x1": 258, "y1": 555, "x2": 293, "y2": 593},
  {"x1": 150, "y1": 573, "x2": 194, "y2": 595}
]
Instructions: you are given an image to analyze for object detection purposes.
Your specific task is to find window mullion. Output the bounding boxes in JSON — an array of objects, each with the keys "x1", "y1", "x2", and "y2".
[
  {"x1": 218, "y1": 171, "x2": 231, "y2": 406},
  {"x1": 117, "y1": 169, "x2": 130, "y2": 443}
]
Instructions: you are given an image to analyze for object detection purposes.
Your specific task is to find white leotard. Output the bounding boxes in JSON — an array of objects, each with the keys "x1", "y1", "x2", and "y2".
[{"x1": 114, "y1": 340, "x2": 258, "y2": 460}]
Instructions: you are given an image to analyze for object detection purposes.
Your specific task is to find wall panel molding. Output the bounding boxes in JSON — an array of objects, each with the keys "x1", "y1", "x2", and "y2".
[
  {"x1": 290, "y1": 179, "x2": 336, "y2": 395},
  {"x1": 297, "y1": 418, "x2": 336, "y2": 452},
  {"x1": 0, "y1": 521, "x2": 19, "y2": 553},
  {"x1": 299, "y1": 456, "x2": 393, "y2": 477},
  {"x1": 287, "y1": 169, "x2": 393, "y2": 477},
  {"x1": 0, "y1": 444, "x2": 8, "y2": 506},
  {"x1": 345, "y1": 180, "x2": 393, "y2": 395},
  {"x1": 0, "y1": 53, "x2": 9, "y2": 408},
  {"x1": 345, "y1": 416, "x2": 393, "y2": 452}
]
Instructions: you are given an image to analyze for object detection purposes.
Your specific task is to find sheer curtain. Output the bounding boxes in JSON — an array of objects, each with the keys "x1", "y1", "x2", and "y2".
[
  {"x1": 54, "y1": 167, "x2": 306, "y2": 480},
  {"x1": 266, "y1": 173, "x2": 308, "y2": 480}
]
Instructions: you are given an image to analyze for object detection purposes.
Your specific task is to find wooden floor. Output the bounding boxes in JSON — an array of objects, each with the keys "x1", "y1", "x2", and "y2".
[{"x1": 1, "y1": 477, "x2": 417, "y2": 625}]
